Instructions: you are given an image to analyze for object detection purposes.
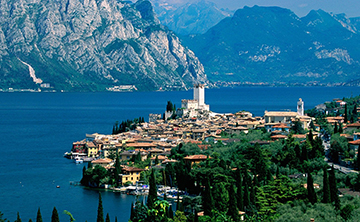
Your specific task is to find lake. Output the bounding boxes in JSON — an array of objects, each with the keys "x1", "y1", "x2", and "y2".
[{"x1": 0, "y1": 86, "x2": 359, "y2": 221}]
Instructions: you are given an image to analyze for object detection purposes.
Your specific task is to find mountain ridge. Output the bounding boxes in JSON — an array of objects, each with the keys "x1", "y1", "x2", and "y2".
[
  {"x1": 0, "y1": 0, "x2": 209, "y2": 92},
  {"x1": 181, "y1": 5, "x2": 360, "y2": 86}
]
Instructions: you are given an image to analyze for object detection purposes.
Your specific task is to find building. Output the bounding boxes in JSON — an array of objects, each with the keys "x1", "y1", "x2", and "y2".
[
  {"x1": 297, "y1": 98, "x2": 304, "y2": 116},
  {"x1": 180, "y1": 84, "x2": 210, "y2": 117},
  {"x1": 264, "y1": 111, "x2": 298, "y2": 124},
  {"x1": 183, "y1": 154, "x2": 210, "y2": 166},
  {"x1": 149, "y1": 113, "x2": 162, "y2": 122},
  {"x1": 120, "y1": 167, "x2": 145, "y2": 185}
]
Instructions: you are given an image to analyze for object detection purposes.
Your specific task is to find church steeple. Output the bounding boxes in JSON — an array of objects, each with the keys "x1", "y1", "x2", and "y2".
[{"x1": 297, "y1": 98, "x2": 304, "y2": 116}]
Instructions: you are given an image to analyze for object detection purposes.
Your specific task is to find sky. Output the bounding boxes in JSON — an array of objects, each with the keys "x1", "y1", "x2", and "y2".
[{"x1": 153, "y1": 0, "x2": 360, "y2": 18}]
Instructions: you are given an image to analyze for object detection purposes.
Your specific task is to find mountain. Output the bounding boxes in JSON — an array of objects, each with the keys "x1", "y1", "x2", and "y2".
[
  {"x1": 181, "y1": 6, "x2": 360, "y2": 85},
  {"x1": 152, "y1": 0, "x2": 232, "y2": 35},
  {"x1": 0, "y1": 0, "x2": 208, "y2": 91}
]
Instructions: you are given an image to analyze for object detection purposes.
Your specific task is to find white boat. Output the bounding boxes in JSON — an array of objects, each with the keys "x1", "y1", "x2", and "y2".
[{"x1": 74, "y1": 157, "x2": 83, "y2": 164}]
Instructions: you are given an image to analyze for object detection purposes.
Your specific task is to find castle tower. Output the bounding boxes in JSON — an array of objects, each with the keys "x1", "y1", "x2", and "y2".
[
  {"x1": 297, "y1": 98, "x2": 304, "y2": 116},
  {"x1": 193, "y1": 84, "x2": 205, "y2": 107}
]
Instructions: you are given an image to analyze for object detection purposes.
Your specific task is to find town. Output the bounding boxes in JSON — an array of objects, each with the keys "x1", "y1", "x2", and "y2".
[{"x1": 66, "y1": 85, "x2": 360, "y2": 221}]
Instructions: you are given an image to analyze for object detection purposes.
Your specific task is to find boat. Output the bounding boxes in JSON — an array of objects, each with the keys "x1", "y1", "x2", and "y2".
[{"x1": 74, "y1": 157, "x2": 83, "y2": 164}]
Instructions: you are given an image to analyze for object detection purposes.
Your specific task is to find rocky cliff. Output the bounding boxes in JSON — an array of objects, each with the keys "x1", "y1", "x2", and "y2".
[{"x1": 0, "y1": 0, "x2": 208, "y2": 91}]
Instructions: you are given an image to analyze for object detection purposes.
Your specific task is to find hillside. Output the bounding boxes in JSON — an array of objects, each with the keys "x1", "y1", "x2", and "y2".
[
  {"x1": 181, "y1": 6, "x2": 360, "y2": 86},
  {"x1": 0, "y1": 0, "x2": 208, "y2": 91}
]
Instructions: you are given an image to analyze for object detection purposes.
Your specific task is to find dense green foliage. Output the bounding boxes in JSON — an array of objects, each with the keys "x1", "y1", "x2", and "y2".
[{"x1": 112, "y1": 117, "x2": 145, "y2": 134}]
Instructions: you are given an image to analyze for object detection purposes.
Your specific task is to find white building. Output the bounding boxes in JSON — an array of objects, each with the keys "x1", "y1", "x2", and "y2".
[
  {"x1": 297, "y1": 98, "x2": 304, "y2": 116},
  {"x1": 180, "y1": 84, "x2": 210, "y2": 117}
]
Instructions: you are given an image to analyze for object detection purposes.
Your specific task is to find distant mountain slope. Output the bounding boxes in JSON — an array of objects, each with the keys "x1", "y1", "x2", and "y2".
[
  {"x1": 0, "y1": 0, "x2": 208, "y2": 91},
  {"x1": 182, "y1": 6, "x2": 360, "y2": 85},
  {"x1": 152, "y1": 0, "x2": 232, "y2": 35}
]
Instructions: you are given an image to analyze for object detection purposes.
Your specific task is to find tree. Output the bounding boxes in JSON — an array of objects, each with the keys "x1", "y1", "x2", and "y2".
[
  {"x1": 227, "y1": 184, "x2": 239, "y2": 221},
  {"x1": 307, "y1": 171, "x2": 317, "y2": 204},
  {"x1": 114, "y1": 151, "x2": 122, "y2": 187},
  {"x1": 236, "y1": 169, "x2": 244, "y2": 211},
  {"x1": 202, "y1": 177, "x2": 214, "y2": 216},
  {"x1": 291, "y1": 121, "x2": 305, "y2": 134},
  {"x1": 105, "y1": 213, "x2": 110, "y2": 222},
  {"x1": 322, "y1": 167, "x2": 331, "y2": 204},
  {"x1": 15, "y1": 212, "x2": 21, "y2": 222},
  {"x1": 344, "y1": 103, "x2": 348, "y2": 123},
  {"x1": 51, "y1": 207, "x2": 60, "y2": 222},
  {"x1": 63, "y1": 210, "x2": 75, "y2": 222},
  {"x1": 334, "y1": 122, "x2": 338, "y2": 134},
  {"x1": 36, "y1": 208, "x2": 42, "y2": 222},
  {"x1": 329, "y1": 165, "x2": 340, "y2": 211},
  {"x1": 147, "y1": 169, "x2": 157, "y2": 209},
  {"x1": 243, "y1": 171, "x2": 251, "y2": 211},
  {"x1": 341, "y1": 204, "x2": 354, "y2": 221},
  {"x1": 97, "y1": 193, "x2": 104, "y2": 222}
]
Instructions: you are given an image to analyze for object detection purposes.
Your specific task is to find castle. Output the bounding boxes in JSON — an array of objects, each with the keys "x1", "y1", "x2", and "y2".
[{"x1": 180, "y1": 84, "x2": 210, "y2": 118}]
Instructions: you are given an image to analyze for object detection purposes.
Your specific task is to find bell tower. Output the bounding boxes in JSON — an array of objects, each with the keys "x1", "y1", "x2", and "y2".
[{"x1": 297, "y1": 98, "x2": 304, "y2": 116}]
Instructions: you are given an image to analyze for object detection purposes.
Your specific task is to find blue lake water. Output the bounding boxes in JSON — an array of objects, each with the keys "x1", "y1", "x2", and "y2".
[{"x1": 0, "y1": 86, "x2": 359, "y2": 221}]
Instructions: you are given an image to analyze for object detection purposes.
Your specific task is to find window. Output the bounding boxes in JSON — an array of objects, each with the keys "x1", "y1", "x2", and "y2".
[{"x1": 131, "y1": 177, "x2": 133, "y2": 180}]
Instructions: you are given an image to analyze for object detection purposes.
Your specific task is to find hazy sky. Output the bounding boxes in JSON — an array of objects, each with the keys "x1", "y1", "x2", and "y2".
[{"x1": 209, "y1": 0, "x2": 360, "y2": 17}]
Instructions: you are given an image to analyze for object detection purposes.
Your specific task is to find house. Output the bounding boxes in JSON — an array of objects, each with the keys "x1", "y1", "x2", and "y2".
[
  {"x1": 150, "y1": 155, "x2": 167, "y2": 165},
  {"x1": 120, "y1": 167, "x2": 145, "y2": 185},
  {"x1": 191, "y1": 129, "x2": 207, "y2": 140},
  {"x1": 86, "y1": 141, "x2": 99, "y2": 158},
  {"x1": 91, "y1": 158, "x2": 113, "y2": 167},
  {"x1": 72, "y1": 140, "x2": 86, "y2": 153},
  {"x1": 270, "y1": 135, "x2": 288, "y2": 141},
  {"x1": 346, "y1": 123, "x2": 360, "y2": 132},
  {"x1": 119, "y1": 151, "x2": 147, "y2": 161},
  {"x1": 349, "y1": 140, "x2": 360, "y2": 153},
  {"x1": 183, "y1": 155, "x2": 209, "y2": 166},
  {"x1": 125, "y1": 142, "x2": 157, "y2": 150},
  {"x1": 264, "y1": 111, "x2": 298, "y2": 124}
]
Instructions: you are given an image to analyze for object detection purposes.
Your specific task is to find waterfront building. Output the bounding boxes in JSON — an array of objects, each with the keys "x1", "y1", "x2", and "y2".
[
  {"x1": 180, "y1": 84, "x2": 210, "y2": 118},
  {"x1": 120, "y1": 167, "x2": 144, "y2": 185}
]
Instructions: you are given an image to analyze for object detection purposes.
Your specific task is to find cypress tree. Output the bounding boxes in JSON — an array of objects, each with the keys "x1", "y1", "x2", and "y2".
[
  {"x1": 130, "y1": 202, "x2": 134, "y2": 221},
  {"x1": 307, "y1": 171, "x2": 317, "y2": 204},
  {"x1": 29, "y1": 220, "x2": 32, "y2": 222},
  {"x1": 176, "y1": 191, "x2": 181, "y2": 211},
  {"x1": 339, "y1": 123, "x2": 344, "y2": 133},
  {"x1": 322, "y1": 167, "x2": 331, "y2": 203},
  {"x1": 194, "y1": 208, "x2": 199, "y2": 222},
  {"x1": 15, "y1": 212, "x2": 21, "y2": 222},
  {"x1": 168, "y1": 204, "x2": 174, "y2": 219},
  {"x1": 236, "y1": 169, "x2": 244, "y2": 211},
  {"x1": 227, "y1": 184, "x2": 239, "y2": 221},
  {"x1": 51, "y1": 207, "x2": 60, "y2": 222},
  {"x1": 97, "y1": 193, "x2": 104, "y2": 222},
  {"x1": 105, "y1": 213, "x2": 110, "y2": 222},
  {"x1": 202, "y1": 177, "x2": 214, "y2": 216},
  {"x1": 301, "y1": 143, "x2": 308, "y2": 162},
  {"x1": 345, "y1": 103, "x2": 348, "y2": 123},
  {"x1": 329, "y1": 165, "x2": 341, "y2": 211},
  {"x1": 147, "y1": 169, "x2": 157, "y2": 209},
  {"x1": 36, "y1": 208, "x2": 42, "y2": 222},
  {"x1": 243, "y1": 172, "x2": 250, "y2": 211},
  {"x1": 115, "y1": 217, "x2": 118, "y2": 222},
  {"x1": 114, "y1": 151, "x2": 122, "y2": 187}
]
